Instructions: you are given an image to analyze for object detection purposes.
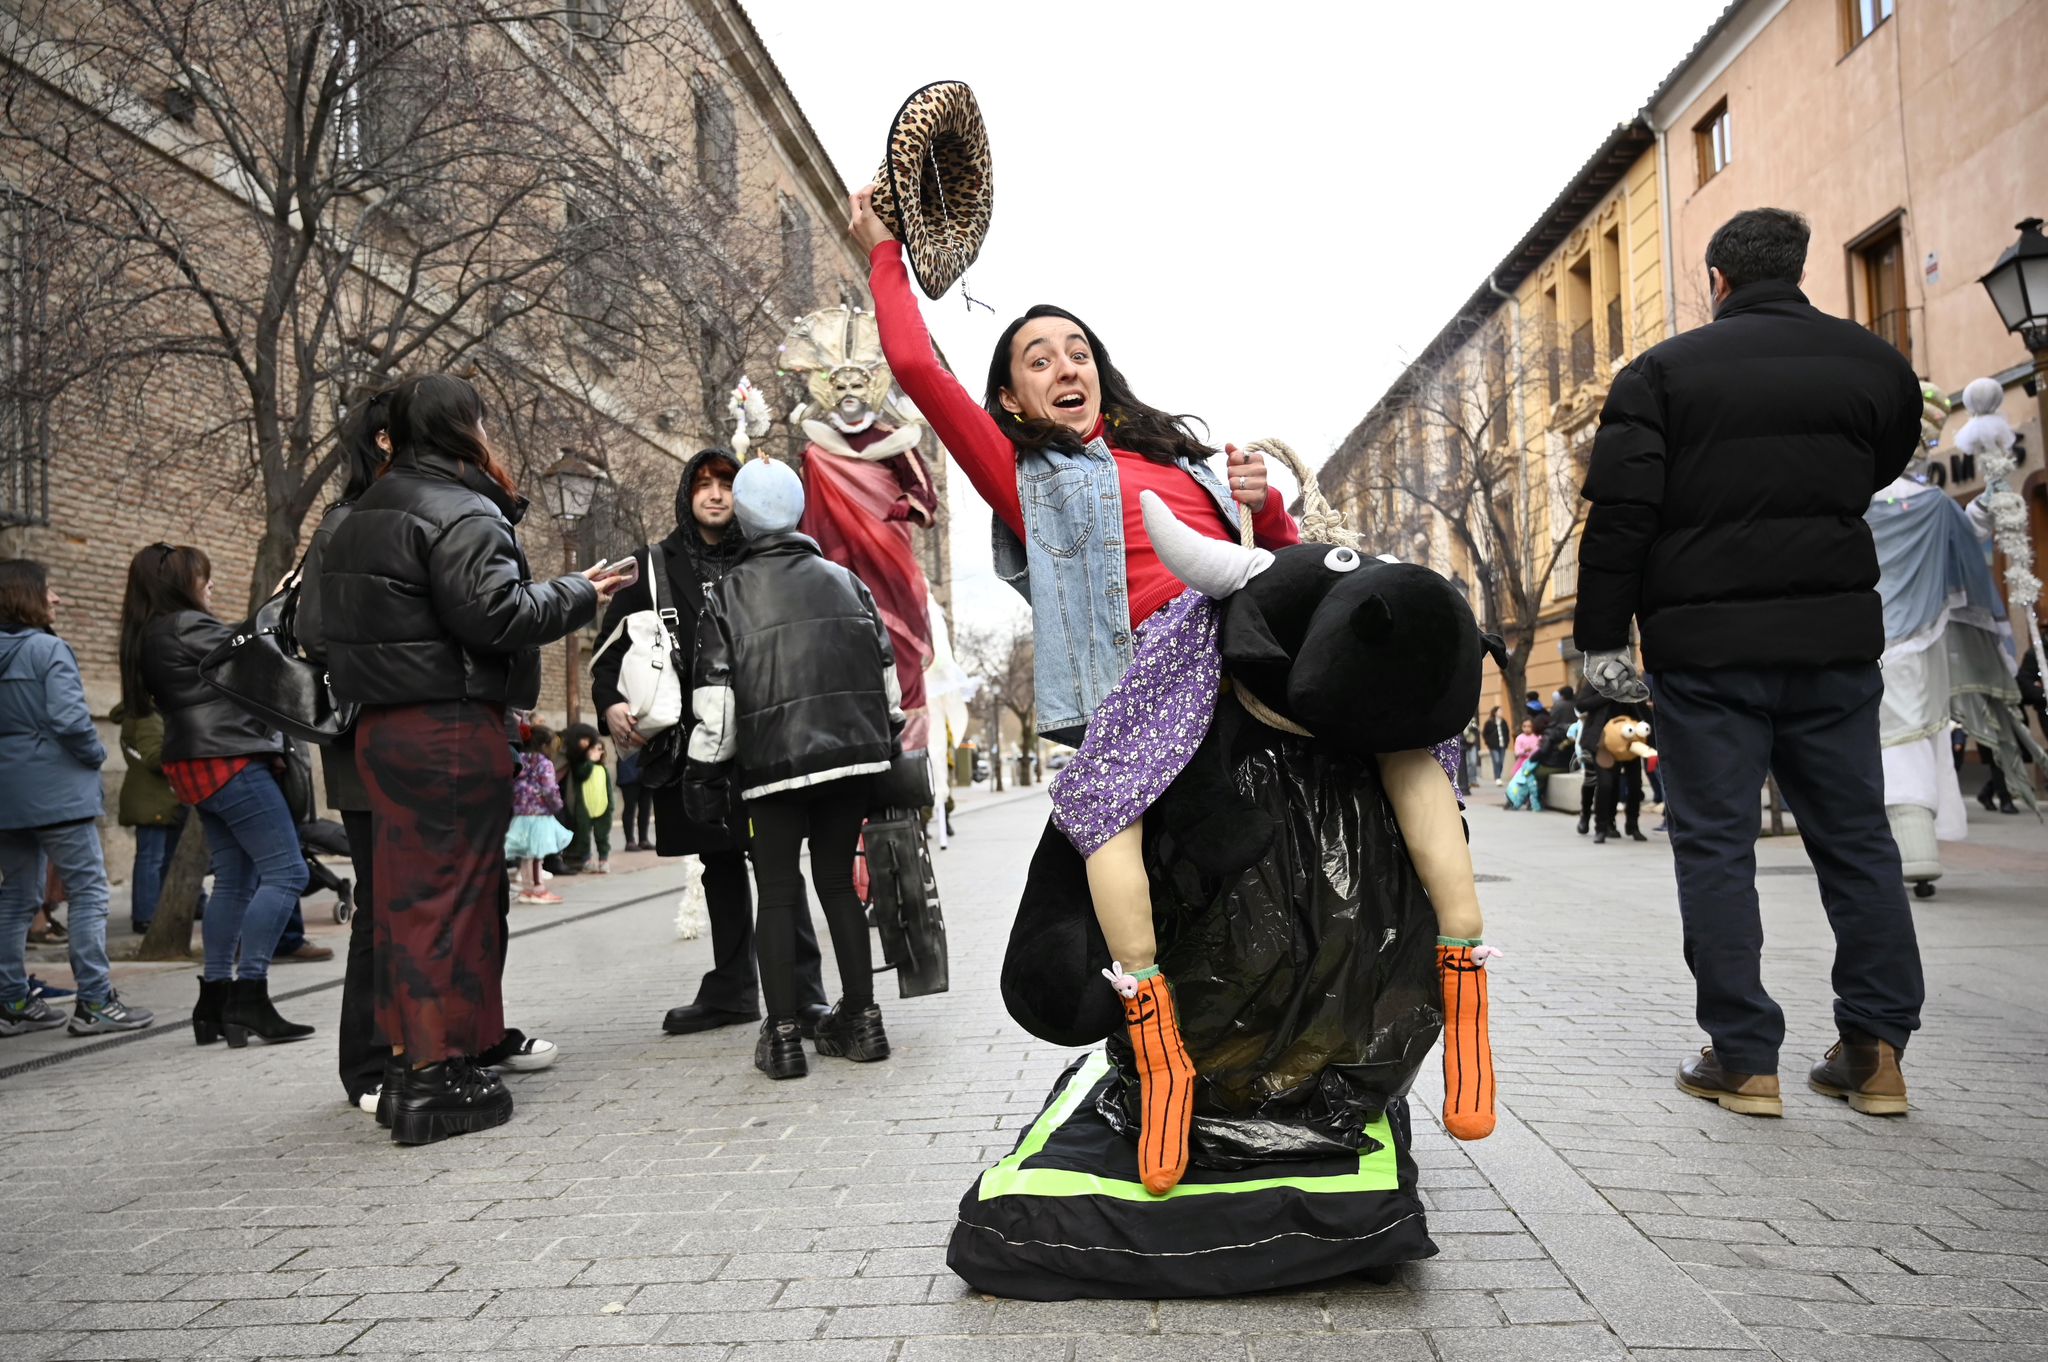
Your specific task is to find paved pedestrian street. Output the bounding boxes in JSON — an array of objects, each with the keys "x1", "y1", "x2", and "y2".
[{"x1": 3, "y1": 785, "x2": 2045, "y2": 1362}]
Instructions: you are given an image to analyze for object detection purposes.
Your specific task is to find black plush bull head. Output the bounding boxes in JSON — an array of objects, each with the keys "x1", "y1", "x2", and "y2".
[{"x1": 1140, "y1": 492, "x2": 1497, "y2": 753}]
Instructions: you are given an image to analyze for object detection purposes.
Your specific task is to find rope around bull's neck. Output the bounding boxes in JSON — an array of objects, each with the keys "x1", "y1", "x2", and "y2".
[
  {"x1": 1234, "y1": 438, "x2": 1360, "y2": 551},
  {"x1": 1232, "y1": 680, "x2": 1312, "y2": 737}
]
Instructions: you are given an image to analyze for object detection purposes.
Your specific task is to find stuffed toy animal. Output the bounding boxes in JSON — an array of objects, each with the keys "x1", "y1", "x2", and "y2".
[
  {"x1": 1504, "y1": 754, "x2": 1544, "y2": 811},
  {"x1": 1000, "y1": 502, "x2": 1502, "y2": 1145},
  {"x1": 1592, "y1": 709, "x2": 1656, "y2": 843}
]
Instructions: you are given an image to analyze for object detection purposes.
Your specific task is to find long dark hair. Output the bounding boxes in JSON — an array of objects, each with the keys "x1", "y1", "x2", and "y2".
[
  {"x1": 337, "y1": 384, "x2": 396, "y2": 502},
  {"x1": 982, "y1": 305, "x2": 1213, "y2": 466},
  {"x1": 118, "y1": 542, "x2": 212, "y2": 718},
  {"x1": 0, "y1": 558, "x2": 52, "y2": 632},
  {"x1": 388, "y1": 374, "x2": 518, "y2": 497}
]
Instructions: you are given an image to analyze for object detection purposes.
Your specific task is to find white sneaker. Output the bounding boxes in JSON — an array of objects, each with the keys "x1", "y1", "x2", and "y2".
[
  {"x1": 490, "y1": 1035, "x2": 558, "y2": 1072},
  {"x1": 356, "y1": 1085, "x2": 381, "y2": 1115}
]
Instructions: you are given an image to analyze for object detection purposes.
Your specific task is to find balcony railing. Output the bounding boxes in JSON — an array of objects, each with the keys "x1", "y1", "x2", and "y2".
[{"x1": 1570, "y1": 322, "x2": 1595, "y2": 387}]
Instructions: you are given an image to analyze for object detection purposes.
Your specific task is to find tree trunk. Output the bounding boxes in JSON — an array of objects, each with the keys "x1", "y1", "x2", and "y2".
[
  {"x1": 134, "y1": 815, "x2": 209, "y2": 962},
  {"x1": 1498, "y1": 650, "x2": 1529, "y2": 728},
  {"x1": 248, "y1": 513, "x2": 304, "y2": 615}
]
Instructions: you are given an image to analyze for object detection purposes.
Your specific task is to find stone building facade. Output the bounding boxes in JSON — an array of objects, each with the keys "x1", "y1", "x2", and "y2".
[{"x1": 0, "y1": 0, "x2": 951, "y2": 883}]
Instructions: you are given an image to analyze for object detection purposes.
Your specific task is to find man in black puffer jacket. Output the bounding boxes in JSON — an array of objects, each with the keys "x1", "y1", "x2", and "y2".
[
  {"x1": 686, "y1": 459, "x2": 903, "y2": 1081},
  {"x1": 1573, "y1": 208, "x2": 1924, "y2": 1122}
]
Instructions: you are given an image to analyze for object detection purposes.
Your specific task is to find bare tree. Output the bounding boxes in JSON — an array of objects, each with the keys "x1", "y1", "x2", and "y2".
[
  {"x1": 3, "y1": 0, "x2": 813, "y2": 955},
  {"x1": 957, "y1": 619, "x2": 1035, "y2": 788},
  {"x1": 1345, "y1": 318, "x2": 1590, "y2": 709},
  {"x1": 0, "y1": 0, "x2": 803, "y2": 606}
]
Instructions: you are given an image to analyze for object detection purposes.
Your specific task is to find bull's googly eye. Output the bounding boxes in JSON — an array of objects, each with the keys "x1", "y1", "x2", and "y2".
[{"x1": 1324, "y1": 547, "x2": 1361, "y2": 573}]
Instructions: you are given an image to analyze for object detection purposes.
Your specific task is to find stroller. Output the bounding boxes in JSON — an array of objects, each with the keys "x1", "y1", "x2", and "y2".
[{"x1": 280, "y1": 737, "x2": 356, "y2": 922}]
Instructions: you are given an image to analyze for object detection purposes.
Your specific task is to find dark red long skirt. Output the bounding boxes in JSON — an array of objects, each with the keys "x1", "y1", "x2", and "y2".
[{"x1": 357, "y1": 700, "x2": 513, "y2": 1063}]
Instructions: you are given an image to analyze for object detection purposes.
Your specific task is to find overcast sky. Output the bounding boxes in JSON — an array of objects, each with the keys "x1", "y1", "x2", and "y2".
[{"x1": 753, "y1": 0, "x2": 1731, "y2": 626}]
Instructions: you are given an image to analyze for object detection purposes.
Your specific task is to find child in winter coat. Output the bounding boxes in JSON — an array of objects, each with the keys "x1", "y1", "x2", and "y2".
[{"x1": 507, "y1": 726, "x2": 572, "y2": 904}]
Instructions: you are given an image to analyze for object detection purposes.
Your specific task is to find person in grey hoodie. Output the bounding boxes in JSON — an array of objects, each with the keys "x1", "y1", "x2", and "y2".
[{"x1": 0, "y1": 559, "x2": 153, "y2": 1036}]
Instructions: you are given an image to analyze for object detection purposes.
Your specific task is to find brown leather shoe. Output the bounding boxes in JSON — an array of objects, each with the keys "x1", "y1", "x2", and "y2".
[
  {"x1": 1676, "y1": 1046, "x2": 1783, "y2": 1117},
  {"x1": 275, "y1": 943, "x2": 335, "y2": 963},
  {"x1": 1809, "y1": 1031, "x2": 1908, "y2": 1116}
]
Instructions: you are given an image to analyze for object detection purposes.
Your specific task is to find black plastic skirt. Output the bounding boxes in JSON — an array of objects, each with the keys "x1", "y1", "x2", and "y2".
[{"x1": 948, "y1": 1053, "x2": 1436, "y2": 1300}]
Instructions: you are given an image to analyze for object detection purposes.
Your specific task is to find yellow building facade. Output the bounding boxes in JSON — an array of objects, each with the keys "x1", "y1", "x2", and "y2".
[{"x1": 1319, "y1": 126, "x2": 1666, "y2": 718}]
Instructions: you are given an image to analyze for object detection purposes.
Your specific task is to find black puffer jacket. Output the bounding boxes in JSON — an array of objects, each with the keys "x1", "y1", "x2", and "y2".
[
  {"x1": 1574, "y1": 280, "x2": 1921, "y2": 672},
  {"x1": 685, "y1": 532, "x2": 902, "y2": 801},
  {"x1": 141, "y1": 611, "x2": 286, "y2": 763},
  {"x1": 321, "y1": 449, "x2": 597, "y2": 709},
  {"x1": 296, "y1": 498, "x2": 368, "y2": 812}
]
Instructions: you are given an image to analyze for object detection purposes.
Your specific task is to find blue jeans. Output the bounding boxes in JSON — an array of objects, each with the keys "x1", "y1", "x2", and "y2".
[
  {"x1": 194, "y1": 765, "x2": 307, "y2": 982},
  {"x1": 0, "y1": 819, "x2": 113, "y2": 1005}
]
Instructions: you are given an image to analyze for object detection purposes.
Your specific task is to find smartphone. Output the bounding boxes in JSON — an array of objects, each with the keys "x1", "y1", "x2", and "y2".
[{"x1": 609, "y1": 557, "x2": 640, "y2": 589}]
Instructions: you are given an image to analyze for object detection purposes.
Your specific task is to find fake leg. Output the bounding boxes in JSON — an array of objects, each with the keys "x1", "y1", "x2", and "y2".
[
  {"x1": 1088, "y1": 820, "x2": 1195, "y2": 1195},
  {"x1": 1377, "y1": 750, "x2": 1495, "y2": 1141}
]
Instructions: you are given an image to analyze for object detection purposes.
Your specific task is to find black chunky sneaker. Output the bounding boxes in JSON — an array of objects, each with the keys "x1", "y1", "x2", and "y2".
[
  {"x1": 811, "y1": 1000, "x2": 890, "y2": 1063},
  {"x1": 374, "y1": 1057, "x2": 405, "y2": 1127},
  {"x1": 388, "y1": 1059, "x2": 512, "y2": 1145},
  {"x1": 754, "y1": 1017, "x2": 807, "y2": 1079}
]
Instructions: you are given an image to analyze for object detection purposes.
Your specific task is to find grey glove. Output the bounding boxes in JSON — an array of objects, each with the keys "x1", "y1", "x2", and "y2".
[{"x1": 1584, "y1": 648, "x2": 1650, "y2": 703}]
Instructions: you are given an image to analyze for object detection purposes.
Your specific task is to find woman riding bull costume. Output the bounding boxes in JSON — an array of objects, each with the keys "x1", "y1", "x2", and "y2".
[{"x1": 854, "y1": 83, "x2": 1500, "y2": 1202}]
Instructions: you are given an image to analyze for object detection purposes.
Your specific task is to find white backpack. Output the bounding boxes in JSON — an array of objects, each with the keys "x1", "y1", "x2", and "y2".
[{"x1": 593, "y1": 544, "x2": 686, "y2": 736}]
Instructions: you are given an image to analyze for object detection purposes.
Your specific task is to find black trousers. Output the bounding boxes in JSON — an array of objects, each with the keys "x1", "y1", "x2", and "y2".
[
  {"x1": 1651, "y1": 664, "x2": 1923, "y2": 1074},
  {"x1": 744, "y1": 779, "x2": 871, "y2": 1020},
  {"x1": 620, "y1": 779, "x2": 651, "y2": 845},
  {"x1": 335, "y1": 808, "x2": 385, "y2": 1102},
  {"x1": 693, "y1": 847, "x2": 825, "y2": 1015},
  {"x1": 1595, "y1": 763, "x2": 1643, "y2": 833}
]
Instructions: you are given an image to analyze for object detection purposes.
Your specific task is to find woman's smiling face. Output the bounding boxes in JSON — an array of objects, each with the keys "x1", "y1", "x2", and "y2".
[{"x1": 999, "y1": 316, "x2": 1101, "y2": 437}]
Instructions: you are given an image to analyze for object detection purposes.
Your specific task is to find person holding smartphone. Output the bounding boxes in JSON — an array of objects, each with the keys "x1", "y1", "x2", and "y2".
[{"x1": 321, "y1": 374, "x2": 629, "y2": 1145}]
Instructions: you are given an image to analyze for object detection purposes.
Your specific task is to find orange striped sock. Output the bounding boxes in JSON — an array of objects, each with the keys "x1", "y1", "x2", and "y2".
[
  {"x1": 1124, "y1": 970, "x2": 1196, "y2": 1195},
  {"x1": 1438, "y1": 942, "x2": 1496, "y2": 1140}
]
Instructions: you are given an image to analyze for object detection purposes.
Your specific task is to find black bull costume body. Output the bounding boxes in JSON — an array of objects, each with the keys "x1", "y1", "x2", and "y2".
[{"x1": 949, "y1": 498, "x2": 1502, "y2": 1299}]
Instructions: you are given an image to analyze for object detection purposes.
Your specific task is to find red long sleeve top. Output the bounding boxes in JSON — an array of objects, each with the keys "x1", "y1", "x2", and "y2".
[{"x1": 869, "y1": 242, "x2": 1298, "y2": 628}]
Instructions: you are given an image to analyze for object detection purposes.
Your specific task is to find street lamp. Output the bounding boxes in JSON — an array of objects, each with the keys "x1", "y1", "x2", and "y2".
[
  {"x1": 539, "y1": 449, "x2": 609, "y2": 726},
  {"x1": 1981, "y1": 217, "x2": 2048, "y2": 426}
]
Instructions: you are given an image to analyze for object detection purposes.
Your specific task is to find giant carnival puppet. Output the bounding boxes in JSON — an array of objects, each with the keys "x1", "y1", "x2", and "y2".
[
  {"x1": 860, "y1": 81, "x2": 1502, "y2": 1301},
  {"x1": 1872, "y1": 381, "x2": 2045, "y2": 897},
  {"x1": 777, "y1": 305, "x2": 941, "y2": 755}
]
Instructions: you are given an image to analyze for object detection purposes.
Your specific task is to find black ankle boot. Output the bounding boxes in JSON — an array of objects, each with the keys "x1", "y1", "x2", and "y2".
[
  {"x1": 388, "y1": 1059, "x2": 512, "y2": 1145},
  {"x1": 1594, "y1": 826, "x2": 1611, "y2": 844},
  {"x1": 191, "y1": 977, "x2": 229, "y2": 1046},
  {"x1": 754, "y1": 1017, "x2": 807, "y2": 1079},
  {"x1": 221, "y1": 978, "x2": 315, "y2": 1047},
  {"x1": 812, "y1": 1000, "x2": 889, "y2": 1063},
  {"x1": 1627, "y1": 822, "x2": 1648, "y2": 842}
]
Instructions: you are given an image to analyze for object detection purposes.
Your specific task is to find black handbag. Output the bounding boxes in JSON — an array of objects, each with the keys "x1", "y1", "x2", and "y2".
[
  {"x1": 869, "y1": 751, "x2": 934, "y2": 813},
  {"x1": 199, "y1": 573, "x2": 358, "y2": 745}
]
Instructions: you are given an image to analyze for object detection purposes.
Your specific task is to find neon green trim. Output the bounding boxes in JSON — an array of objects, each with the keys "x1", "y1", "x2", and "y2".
[
  {"x1": 1437, "y1": 936, "x2": 1483, "y2": 948},
  {"x1": 1130, "y1": 965, "x2": 1161, "y2": 981},
  {"x1": 976, "y1": 1052, "x2": 1401, "y2": 1203}
]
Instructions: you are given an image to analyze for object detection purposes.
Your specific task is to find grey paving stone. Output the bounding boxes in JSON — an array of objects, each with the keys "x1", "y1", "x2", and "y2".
[
  {"x1": 49, "y1": 1302, "x2": 214, "y2": 1331},
  {"x1": 1844, "y1": 1274, "x2": 2037, "y2": 1308},
  {"x1": 1745, "y1": 1327, "x2": 1946, "y2": 1360},
  {"x1": 722, "y1": 1344, "x2": 898, "y2": 1362},
  {"x1": 896, "y1": 1341, "x2": 1071, "y2": 1362},
  {"x1": 821, "y1": 1301, "x2": 998, "y2": 1336},
  {"x1": 209, "y1": 1321, "x2": 372, "y2": 1354},
  {"x1": 1793, "y1": 1301, "x2": 1997, "y2": 1339},
  {"x1": 328, "y1": 1290, "x2": 498, "y2": 1320},
  {"x1": 1491, "y1": 1287, "x2": 1600, "y2": 1323},
  {"x1": 1517, "y1": 1210, "x2": 1759, "y2": 1350},
  {"x1": 505, "y1": 1314, "x2": 674, "y2": 1349},
  {"x1": 1428, "y1": 1322, "x2": 1629, "y2": 1361},
  {"x1": 340, "y1": 1318, "x2": 520, "y2": 1352},
  {"x1": 1323, "y1": 1289, "x2": 1502, "y2": 1330},
  {"x1": 187, "y1": 1295, "x2": 347, "y2": 1327},
  {"x1": 1074, "y1": 1338, "x2": 1252, "y2": 1362},
  {"x1": 42, "y1": 1330, "x2": 211, "y2": 1360},
  {"x1": 1154, "y1": 1299, "x2": 1327, "y2": 1334},
  {"x1": 1249, "y1": 1334, "x2": 1435, "y2": 1362},
  {"x1": 654, "y1": 1309, "x2": 829, "y2": 1345}
]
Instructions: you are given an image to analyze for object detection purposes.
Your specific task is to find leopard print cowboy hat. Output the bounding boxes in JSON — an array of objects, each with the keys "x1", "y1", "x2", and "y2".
[{"x1": 870, "y1": 81, "x2": 992, "y2": 300}]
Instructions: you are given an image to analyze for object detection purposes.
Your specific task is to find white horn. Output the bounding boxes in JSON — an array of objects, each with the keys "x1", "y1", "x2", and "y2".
[{"x1": 1140, "y1": 490, "x2": 1272, "y2": 599}]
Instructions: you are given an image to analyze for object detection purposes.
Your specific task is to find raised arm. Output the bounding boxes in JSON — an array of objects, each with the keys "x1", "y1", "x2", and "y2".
[{"x1": 854, "y1": 186, "x2": 1024, "y2": 538}]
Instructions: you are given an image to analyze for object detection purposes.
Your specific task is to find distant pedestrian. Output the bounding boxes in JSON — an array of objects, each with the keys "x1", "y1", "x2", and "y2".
[
  {"x1": 1511, "y1": 719, "x2": 1540, "y2": 766},
  {"x1": 1482, "y1": 706, "x2": 1509, "y2": 784},
  {"x1": 121, "y1": 543, "x2": 306, "y2": 1047},
  {"x1": 617, "y1": 748, "x2": 650, "y2": 851},
  {"x1": 1574, "y1": 207, "x2": 1924, "y2": 1119},
  {"x1": 508, "y1": 726, "x2": 571, "y2": 904},
  {"x1": 111, "y1": 699, "x2": 198, "y2": 935},
  {"x1": 0, "y1": 560, "x2": 152, "y2": 1037}
]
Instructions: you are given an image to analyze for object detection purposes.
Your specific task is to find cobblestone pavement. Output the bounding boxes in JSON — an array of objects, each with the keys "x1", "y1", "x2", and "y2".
[{"x1": 2, "y1": 780, "x2": 2044, "y2": 1361}]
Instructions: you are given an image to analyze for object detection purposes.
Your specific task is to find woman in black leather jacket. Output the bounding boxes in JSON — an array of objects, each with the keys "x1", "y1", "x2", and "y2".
[
  {"x1": 118, "y1": 544, "x2": 312, "y2": 1049},
  {"x1": 321, "y1": 374, "x2": 627, "y2": 1146}
]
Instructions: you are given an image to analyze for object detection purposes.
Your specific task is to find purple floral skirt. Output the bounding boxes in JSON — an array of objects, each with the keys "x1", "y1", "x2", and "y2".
[
  {"x1": 1049, "y1": 591, "x2": 1469, "y2": 856},
  {"x1": 1050, "y1": 590, "x2": 1221, "y2": 858}
]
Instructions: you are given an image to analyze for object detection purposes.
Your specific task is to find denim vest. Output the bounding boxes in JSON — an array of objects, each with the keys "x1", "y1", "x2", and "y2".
[{"x1": 992, "y1": 437, "x2": 1239, "y2": 740}]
